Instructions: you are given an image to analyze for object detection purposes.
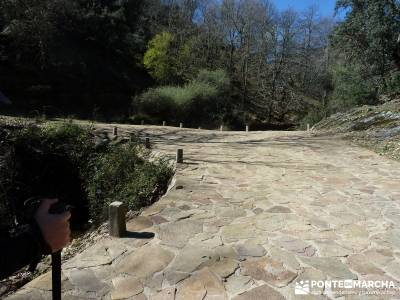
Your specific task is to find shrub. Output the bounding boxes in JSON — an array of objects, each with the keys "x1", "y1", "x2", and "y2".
[
  {"x1": 0, "y1": 121, "x2": 173, "y2": 228},
  {"x1": 196, "y1": 69, "x2": 230, "y2": 91},
  {"x1": 86, "y1": 144, "x2": 173, "y2": 223},
  {"x1": 134, "y1": 69, "x2": 230, "y2": 127}
]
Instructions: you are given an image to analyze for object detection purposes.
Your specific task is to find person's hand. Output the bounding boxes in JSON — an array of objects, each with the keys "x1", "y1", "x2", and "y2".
[{"x1": 34, "y1": 199, "x2": 71, "y2": 253}]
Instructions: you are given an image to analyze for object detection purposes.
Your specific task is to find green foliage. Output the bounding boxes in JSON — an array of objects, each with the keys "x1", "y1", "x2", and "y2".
[
  {"x1": 300, "y1": 109, "x2": 326, "y2": 128},
  {"x1": 196, "y1": 69, "x2": 230, "y2": 91},
  {"x1": 0, "y1": 121, "x2": 173, "y2": 228},
  {"x1": 86, "y1": 144, "x2": 173, "y2": 223},
  {"x1": 144, "y1": 32, "x2": 177, "y2": 83},
  {"x1": 0, "y1": 0, "x2": 151, "y2": 115},
  {"x1": 329, "y1": 63, "x2": 377, "y2": 112},
  {"x1": 333, "y1": 0, "x2": 400, "y2": 86},
  {"x1": 135, "y1": 69, "x2": 230, "y2": 127}
]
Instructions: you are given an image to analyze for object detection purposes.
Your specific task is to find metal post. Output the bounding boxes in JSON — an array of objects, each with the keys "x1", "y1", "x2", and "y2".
[
  {"x1": 52, "y1": 251, "x2": 62, "y2": 300},
  {"x1": 307, "y1": 124, "x2": 310, "y2": 132},
  {"x1": 176, "y1": 149, "x2": 183, "y2": 163},
  {"x1": 246, "y1": 125, "x2": 249, "y2": 132},
  {"x1": 163, "y1": 121, "x2": 166, "y2": 126},
  {"x1": 220, "y1": 125, "x2": 223, "y2": 131},
  {"x1": 180, "y1": 123, "x2": 183, "y2": 128}
]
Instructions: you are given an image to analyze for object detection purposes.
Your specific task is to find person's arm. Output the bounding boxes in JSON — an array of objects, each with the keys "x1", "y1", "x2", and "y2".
[{"x1": 0, "y1": 199, "x2": 71, "y2": 280}]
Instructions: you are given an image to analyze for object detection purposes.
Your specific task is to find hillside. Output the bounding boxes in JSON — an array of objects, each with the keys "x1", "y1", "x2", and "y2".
[{"x1": 314, "y1": 98, "x2": 400, "y2": 161}]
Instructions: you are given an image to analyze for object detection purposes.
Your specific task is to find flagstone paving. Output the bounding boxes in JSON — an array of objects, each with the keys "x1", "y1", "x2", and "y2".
[{"x1": 7, "y1": 126, "x2": 400, "y2": 299}]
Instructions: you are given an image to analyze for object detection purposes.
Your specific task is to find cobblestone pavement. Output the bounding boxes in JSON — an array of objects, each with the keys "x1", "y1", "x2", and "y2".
[{"x1": 8, "y1": 126, "x2": 400, "y2": 300}]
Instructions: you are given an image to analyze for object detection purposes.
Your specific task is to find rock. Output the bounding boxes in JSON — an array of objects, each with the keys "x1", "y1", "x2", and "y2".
[
  {"x1": 114, "y1": 246, "x2": 174, "y2": 279},
  {"x1": 215, "y1": 245, "x2": 240, "y2": 260},
  {"x1": 255, "y1": 214, "x2": 285, "y2": 232},
  {"x1": 67, "y1": 268, "x2": 109, "y2": 295},
  {"x1": 347, "y1": 254, "x2": 384, "y2": 275},
  {"x1": 232, "y1": 285, "x2": 285, "y2": 300},
  {"x1": 166, "y1": 245, "x2": 213, "y2": 274},
  {"x1": 241, "y1": 257, "x2": 297, "y2": 287},
  {"x1": 384, "y1": 260, "x2": 400, "y2": 280},
  {"x1": 264, "y1": 245, "x2": 300, "y2": 271},
  {"x1": 221, "y1": 223, "x2": 256, "y2": 243},
  {"x1": 158, "y1": 219, "x2": 203, "y2": 248},
  {"x1": 363, "y1": 248, "x2": 394, "y2": 266},
  {"x1": 26, "y1": 272, "x2": 52, "y2": 290},
  {"x1": 176, "y1": 268, "x2": 228, "y2": 300},
  {"x1": 215, "y1": 206, "x2": 247, "y2": 218},
  {"x1": 300, "y1": 257, "x2": 357, "y2": 279},
  {"x1": 111, "y1": 276, "x2": 143, "y2": 300},
  {"x1": 126, "y1": 216, "x2": 153, "y2": 232},
  {"x1": 235, "y1": 242, "x2": 266, "y2": 258},
  {"x1": 314, "y1": 240, "x2": 353, "y2": 257},
  {"x1": 273, "y1": 236, "x2": 316, "y2": 257},
  {"x1": 149, "y1": 287, "x2": 176, "y2": 300},
  {"x1": 209, "y1": 258, "x2": 239, "y2": 278},
  {"x1": 224, "y1": 275, "x2": 253, "y2": 295}
]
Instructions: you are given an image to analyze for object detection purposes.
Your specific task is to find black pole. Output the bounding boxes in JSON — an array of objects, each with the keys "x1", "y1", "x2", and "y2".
[{"x1": 52, "y1": 251, "x2": 62, "y2": 300}]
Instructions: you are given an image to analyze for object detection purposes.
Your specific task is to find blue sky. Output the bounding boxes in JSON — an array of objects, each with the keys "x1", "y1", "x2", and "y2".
[{"x1": 271, "y1": 0, "x2": 338, "y2": 17}]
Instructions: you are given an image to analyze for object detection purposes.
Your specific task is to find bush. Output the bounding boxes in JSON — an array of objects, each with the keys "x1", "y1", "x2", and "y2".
[
  {"x1": 134, "y1": 69, "x2": 230, "y2": 127},
  {"x1": 86, "y1": 144, "x2": 173, "y2": 223},
  {"x1": 0, "y1": 121, "x2": 173, "y2": 228},
  {"x1": 300, "y1": 109, "x2": 326, "y2": 128}
]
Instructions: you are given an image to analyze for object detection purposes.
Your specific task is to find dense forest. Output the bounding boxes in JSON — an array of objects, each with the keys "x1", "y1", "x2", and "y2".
[{"x1": 0, "y1": 0, "x2": 399, "y2": 129}]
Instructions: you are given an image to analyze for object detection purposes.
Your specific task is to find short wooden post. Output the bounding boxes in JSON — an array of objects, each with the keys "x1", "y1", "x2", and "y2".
[
  {"x1": 113, "y1": 127, "x2": 118, "y2": 136},
  {"x1": 220, "y1": 125, "x2": 223, "y2": 131},
  {"x1": 180, "y1": 123, "x2": 183, "y2": 128},
  {"x1": 176, "y1": 149, "x2": 183, "y2": 163},
  {"x1": 109, "y1": 201, "x2": 126, "y2": 237},
  {"x1": 145, "y1": 137, "x2": 150, "y2": 149},
  {"x1": 245, "y1": 125, "x2": 249, "y2": 132},
  {"x1": 307, "y1": 124, "x2": 310, "y2": 132},
  {"x1": 163, "y1": 121, "x2": 166, "y2": 126}
]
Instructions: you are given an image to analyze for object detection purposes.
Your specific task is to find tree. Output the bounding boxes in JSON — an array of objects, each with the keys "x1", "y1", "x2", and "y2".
[
  {"x1": 144, "y1": 32, "x2": 177, "y2": 83},
  {"x1": 332, "y1": 0, "x2": 400, "y2": 88}
]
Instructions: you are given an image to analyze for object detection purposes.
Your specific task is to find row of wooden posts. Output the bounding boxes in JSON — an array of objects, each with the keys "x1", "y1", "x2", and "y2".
[
  {"x1": 108, "y1": 122, "x2": 311, "y2": 237},
  {"x1": 117, "y1": 122, "x2": 311, "y2": 133}
]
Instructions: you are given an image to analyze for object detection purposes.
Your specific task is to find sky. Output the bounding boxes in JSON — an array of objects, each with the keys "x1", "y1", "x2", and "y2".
[{"x1": 271, "y1": 0, "x2": 339, "y2": 18}]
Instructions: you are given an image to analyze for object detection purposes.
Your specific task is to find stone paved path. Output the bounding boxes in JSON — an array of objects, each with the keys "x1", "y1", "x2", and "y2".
[{"x1": 7, "y1": 126, "x2": 400, "y2": 300}]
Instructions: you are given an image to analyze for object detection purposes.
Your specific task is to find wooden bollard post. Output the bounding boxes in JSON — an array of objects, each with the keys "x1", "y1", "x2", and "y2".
[
  {"x1": 145, "y1": 137, "x2": 150, "y2": 149},
  {"x1": 109, "y1": 201, "x2": 126, "y2": 237},
  {"x1": 163, "y1": 121, "x2": 166, "y2": 126},
  {"x1": 176, "y1": 149, "x2": 183, "y2": 163},
  {"x1": 307, "y1": 124, "x2": 310, "y2": 132},
  {"x1": 180, "y1": 123, "x2": 183, "y2": 128},
  {"x1": 113, "y1": 127, "x2": 118, "y2": 136},
  {"x1": 246, "y1": 125, "x2": 249, "y2": 132},
  {"x1": 220, "y1": 125, "x2": 223, "y2": 131}
]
